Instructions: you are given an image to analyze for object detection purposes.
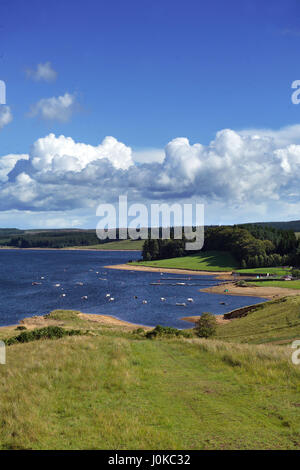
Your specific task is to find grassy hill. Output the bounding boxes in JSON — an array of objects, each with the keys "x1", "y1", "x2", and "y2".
[
  {"x1": 216, "y1": 296, "x2": 300, "y2": 344},
  {"x1": 0, "y1": 308, "x2": 299, "y2": 450},
  {"x1": 243, "y1": 220, "x2": 300, "y2": 232},
  {"x1": 130, "y1": 251, "x2": 238, "y2": 272},
  {"x1": 251, "y1": 280, "x2": 300, "y2": 290},
  {"x1": 66, "y1": 239, "x2": 144, "y2": 250},
  {"x1": 236, "y1": 267, "x2": 291, "y2": 276}
]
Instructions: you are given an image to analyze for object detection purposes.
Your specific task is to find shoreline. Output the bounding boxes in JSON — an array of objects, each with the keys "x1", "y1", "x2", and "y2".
[
  {"x1": 0, "y1": 310, "x2": 228, "y2": 333},
  {"x1": 0, "y1": 258, "x2": 232, "y2": 332},
  {"x1": 181, "y1": 315, "x2": 230, "y2": 325},
  {"x1": 3, "y1": 262, "x2": 296, "y2": 333},
  {"x1": 200, "y1": 281, "x2": 300, "y2": 299},
  {"x1": 0, "y1": 247, "x2": 141, "y2": 252},
  {"x1": 0, "y1": 311, "x2": 152, "y2": 333},
  {"x1": 77, "y1": 313, "x2": 151, "y2": 329},
  {"x1": 105, "y1": 263, "x2": 232, "y2": 279}
]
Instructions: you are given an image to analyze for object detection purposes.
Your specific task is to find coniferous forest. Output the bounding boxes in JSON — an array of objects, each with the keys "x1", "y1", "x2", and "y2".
[{"x1": 142, "y1": 224, "x2": 300, "y2": 268}]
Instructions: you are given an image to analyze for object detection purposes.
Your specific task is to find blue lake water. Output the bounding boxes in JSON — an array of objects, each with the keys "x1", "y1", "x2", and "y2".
[{"x1": 0, "y1": 249, "x2": 267, "y2": 329}]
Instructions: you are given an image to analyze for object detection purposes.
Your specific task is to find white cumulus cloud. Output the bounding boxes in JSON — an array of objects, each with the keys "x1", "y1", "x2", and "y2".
[
  {"x1": 239, "y1": 124, "x2": 300, "y2": 147},
  {"x1": 0, "y1": 125, "x2": 300, "y2": 223},
  {"x1": 28, "y1": 93, "x2": 76, "y2": 122},
  {"x1": 132, "y1": 148, "x2": 165, "y2": 164},
  {"x1": 29, "y1": 133, "x2": 133, "y2": 172},
  {"x1": 0, "y1": 154, "x2": 29, "y2": 182},
  {"x1": 26, "y1": 62, "x2": 57, "y2": 82},
  {"x1": 0, "y1": 105, "x2": 13, "y2": 129}
]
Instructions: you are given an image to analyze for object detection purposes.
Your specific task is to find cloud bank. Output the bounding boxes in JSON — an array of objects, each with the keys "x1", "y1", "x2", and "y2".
[{"x1": 1, "y1": 125, "x2": 300, "y2": 224}]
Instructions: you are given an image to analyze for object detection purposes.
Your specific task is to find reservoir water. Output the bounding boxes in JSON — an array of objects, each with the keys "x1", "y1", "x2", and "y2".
[{"x1": 0, "y1": 249, "x2": 267, "y2": 328}]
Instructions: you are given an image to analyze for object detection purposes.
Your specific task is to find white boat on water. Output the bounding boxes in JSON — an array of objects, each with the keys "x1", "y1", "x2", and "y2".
[{"x1": 176, "y1": 302, "x2": 186, "y2": 307}]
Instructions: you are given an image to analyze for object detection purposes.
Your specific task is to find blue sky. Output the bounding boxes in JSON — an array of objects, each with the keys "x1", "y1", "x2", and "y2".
[{"x1": 1, "y1": 0, "x2": 300, "y2": 228}]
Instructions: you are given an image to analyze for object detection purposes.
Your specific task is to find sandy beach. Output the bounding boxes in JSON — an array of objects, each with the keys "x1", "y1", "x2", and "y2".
[
  {"x1": 200, "y1": 281, "x2": 300, "y2": 299},
  {"x1": 77, "y1": 313, "x2": 151, "y2": 328},
  {"x1": 23, "y1": 312, "x2": 148, "y2": 329},
  {"x1": 0, "y1": 311, "x2": 150, "y2": 336},
  {"x1": 0, "y1": 310, "x2": 224, "y2": 337},
  {"x1": 105, "y1": 263, "x2": 233, "y2": 279},
  {"x1": 106, "y1": 263, "x2": 300, "y2": 300}
]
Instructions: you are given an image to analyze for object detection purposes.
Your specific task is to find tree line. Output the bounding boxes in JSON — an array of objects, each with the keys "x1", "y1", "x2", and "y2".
[
  {"x1": 1, "y1": 223, "x2": 300, "y2": 268},
  {"x1": 142, "y1": 224, "x2": 300, "y2": 268},
  {"x1": 4, "y1": 231, "x2": 102, "y2": 248}
]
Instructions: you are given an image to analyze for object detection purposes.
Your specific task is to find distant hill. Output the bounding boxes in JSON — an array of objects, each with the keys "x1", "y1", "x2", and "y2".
[
  {"x1": 0, "y1": 228, "x2": 142, "y2": 249},
  {"x1": 244, "y1": 220, "x2": 300, "y2": 232},
  {"x1": 1, "y1": 220, "x2": 300, "y2": 249}
]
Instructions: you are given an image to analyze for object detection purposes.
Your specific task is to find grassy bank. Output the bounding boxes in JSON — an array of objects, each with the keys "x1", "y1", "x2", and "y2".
[
  {"x1": 236, "y1": 267, "x2": 292, "y2": 276},
  {"x1": 0, "y1": 308, "x2": 299, "y2": 449},
  {"x1": 250, "y1": 280, "x2": 300, "y2": 290},
  {"x1": 216, "y1": 296, "x2": 300, "y2": 344},
  {"x1": 130, "y1": 251, "x2": 238, "y2": 272}
]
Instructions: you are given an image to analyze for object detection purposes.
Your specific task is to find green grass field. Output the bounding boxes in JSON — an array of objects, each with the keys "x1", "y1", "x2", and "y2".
[
  {"x1": 66, "y1": 239, "x2": 144, "y2": 250},
  {"x1": 0, "y1": 307, "x2": 299, "y2": 449},
  {"x1": 216, "y1": 296, "x2": 300, "y2": 344},
  {"x1": 250, "y1": 280, "x2": 300, "y2": 290},
  {"x1": 130, "y1": 251, "x2": 238, "y2": 272},
  {"x1": 236, "y1": 267, "x2": 292, "y2": 276}
]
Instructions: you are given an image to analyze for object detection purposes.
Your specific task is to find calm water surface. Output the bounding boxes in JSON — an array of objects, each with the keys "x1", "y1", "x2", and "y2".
[{"x1": 0, "y1": 249, "x2": 267, "y2": 328}]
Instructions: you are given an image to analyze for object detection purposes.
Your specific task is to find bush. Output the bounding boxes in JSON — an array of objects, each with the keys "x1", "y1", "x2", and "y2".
[
  {"x1": 195, "y1": 313, "x2": 217, "y2": 338},
  {"x1": 291, "y1": 269, "x2": 300, "y2": 278},
  {"x1": 5, "y1": 326, "x2": 83, "y2": 346},
  {"x1": 236, "y1": 280, "x2": 250, "y2": 287},
  {"x1": 146, "y1": 325, "x2": 192, "y2": 339},
  {"x1": 132, "y1": 328, "x2": 146, "y2": 335}
]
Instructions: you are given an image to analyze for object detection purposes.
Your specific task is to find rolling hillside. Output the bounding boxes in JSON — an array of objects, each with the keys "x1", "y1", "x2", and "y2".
[
  {"x1": 216, "y1": 296, "x2": 300, "y2": 344},
  {"x1": 0, "y1": 307, "x2": 299, "y2": 450},
  {"x1": 129, "y1": 251, "x2": 238, "y2": 272}
]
